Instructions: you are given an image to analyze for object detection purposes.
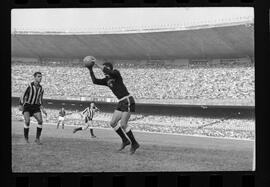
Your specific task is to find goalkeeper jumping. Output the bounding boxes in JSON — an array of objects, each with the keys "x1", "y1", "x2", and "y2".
[{"x1": 83, "y1": 56, "x2": 140, "y2": 155}]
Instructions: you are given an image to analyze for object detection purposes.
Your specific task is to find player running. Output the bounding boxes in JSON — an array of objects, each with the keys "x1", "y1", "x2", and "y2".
[
  {"x1": 19, "y1": 72, "x2": 47, "y2": 145},
  {"x1": 73, "y1": 103, "x2": 99, "y2": 138},
  {"x1": 56, "y1": 107, "x2": 73, "y2": 129},
  {"x1": 83, "y1": 56, "x2": 140, "y2": 154}
]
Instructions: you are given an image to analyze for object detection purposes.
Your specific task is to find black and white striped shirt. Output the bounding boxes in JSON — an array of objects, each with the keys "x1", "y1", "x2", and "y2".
[
  {"x1": 81, "y1": 106, "x2": 98, "y2": 119},
  {"x1": 19, "y1": 82, "x2": 44, "y2": 106}
]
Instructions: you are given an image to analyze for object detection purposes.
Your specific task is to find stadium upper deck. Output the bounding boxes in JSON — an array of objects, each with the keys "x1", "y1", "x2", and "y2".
[{"x1": 12, "y1": 22, "x2": 254, "y2": 61}]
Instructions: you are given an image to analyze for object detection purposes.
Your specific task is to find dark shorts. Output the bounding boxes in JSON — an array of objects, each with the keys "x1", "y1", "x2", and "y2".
[
  {"x1": 116, "y1": 96, "x2": 135, "y2": 112},
  {"x1": 85, "y1": 117, "x2": 92, "y2": 123},
  {"x1": 22, "y1": 104, "x2": 41, "y2": 117}
]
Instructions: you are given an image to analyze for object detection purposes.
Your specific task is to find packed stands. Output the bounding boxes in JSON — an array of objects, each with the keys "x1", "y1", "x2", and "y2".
[{"x1": 11, "y1": 61, "x2": 254, "y2": 105}]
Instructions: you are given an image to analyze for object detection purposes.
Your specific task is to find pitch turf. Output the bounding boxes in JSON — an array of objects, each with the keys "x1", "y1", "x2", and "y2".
[{"x1": 12, "y1": 120, "x2": 254, "y2": 172}]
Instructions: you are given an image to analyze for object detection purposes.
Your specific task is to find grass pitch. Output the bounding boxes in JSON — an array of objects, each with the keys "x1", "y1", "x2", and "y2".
[{"x1": 12, "y1": 120, "x2": 254, "y2": 172}]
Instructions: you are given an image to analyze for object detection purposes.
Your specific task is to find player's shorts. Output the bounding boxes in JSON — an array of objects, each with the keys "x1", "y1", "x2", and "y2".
[
  {"x1": 58, "y1": 116, "x2": 65, "y2": 122},
  {"x1": 85, "y1": 117, "x2": 92, "y2": 123},
  {"x1": 116, "y1": 95, "x2": 135, "y2": 112},
  {"x1": 22, "y1": 104, "x2": 41, "y2": 117}
]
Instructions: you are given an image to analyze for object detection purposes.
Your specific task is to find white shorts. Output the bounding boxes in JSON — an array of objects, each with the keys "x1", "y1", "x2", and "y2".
[
  {"x1": 82, "y1": 120, "x2": 93, "y2": 130},
  {"x1": 58, "y1": 116, "x2": 65, "y2": 122}
]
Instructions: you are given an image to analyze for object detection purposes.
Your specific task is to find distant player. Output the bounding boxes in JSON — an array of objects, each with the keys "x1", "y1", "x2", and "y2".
[
  {"x1": 84, "y1": 56, "x2": 140, "y2": 154},
  {"x1": 73, "y1": 103, "x2": 99, "y2": 138},
  {"x1": 19, "y1": 72, "x2": 47, "y2": 145},
  {"x1": 56, "y1": 107, "x2": 72, "y2": 129}
]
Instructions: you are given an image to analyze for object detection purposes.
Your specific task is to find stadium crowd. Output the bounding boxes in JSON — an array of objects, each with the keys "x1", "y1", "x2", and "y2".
[
  {"x1": 11, "y1": 61, "x2": 254, "y2": 105},
  {"x1": 12, "y1": 106, "x2": 255, "y2": 140}
]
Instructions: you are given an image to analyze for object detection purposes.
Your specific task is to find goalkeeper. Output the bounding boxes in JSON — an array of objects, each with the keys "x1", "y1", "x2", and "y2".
[{"x1": 83, "y1": 56, "x2": 140, "y2": 155}]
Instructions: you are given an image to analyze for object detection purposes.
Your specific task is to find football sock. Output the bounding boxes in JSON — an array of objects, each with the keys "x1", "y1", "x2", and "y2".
[
  {"x1": 36, "y1": 127, "x2": 42, "y2": 139},
  {"x1": 114, "y1": 125, "x2": 129, "y2": 142},
  {"x1": 24, "y1": 128, "x2": 29, "y2": 139},
  {"x1": 76, "y1": 127, "x2": 83, "y2": 131},
  {"x1": 126, "y1": 130, "x2": 137, "y2": 145},
  {"x1": 90, "y1": 129, "x2": 94, "y2": 136}
]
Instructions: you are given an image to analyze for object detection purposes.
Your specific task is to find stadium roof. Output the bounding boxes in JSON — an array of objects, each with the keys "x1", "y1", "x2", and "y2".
[{"x1": 12, "y1": 23, "x2": 254, "y2": 61}]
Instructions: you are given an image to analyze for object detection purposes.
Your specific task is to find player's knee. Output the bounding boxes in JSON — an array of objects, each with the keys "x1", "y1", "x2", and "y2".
[
  {"x1": 120, "y1": 121, "x2": 127, "y2": 129},
  {"x1": 121, "y1": 126, "x2": 127, "y2": 132},
  {"x1": 121, "y1": 123, "x2": 131, "y2": 133},
  {"x1": 110, "y1": 121, "x2": 117, "y2": 128},
  {"x1": 24, "y1": 117, "x2": 30, "y2": 123},
  {"x1": 124, "y1": 126, "x2": 131, "y2": 133},
  {"x1": 24, "y1": 121, "x2": 30, "y2": 127}
]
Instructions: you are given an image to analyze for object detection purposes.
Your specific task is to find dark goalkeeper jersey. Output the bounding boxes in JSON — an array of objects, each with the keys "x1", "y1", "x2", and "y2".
[
  {"x1": 59, "y1": 110, "x2": 66, "y2": 117},
  {"x1": 89, "y1": 67, "x2": 130, "y2": 99}
]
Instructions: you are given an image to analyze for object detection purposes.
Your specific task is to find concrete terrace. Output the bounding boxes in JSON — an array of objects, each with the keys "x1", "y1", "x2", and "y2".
[{"x1": 12, "y1": 22, "x2": 254, "y2": 61}]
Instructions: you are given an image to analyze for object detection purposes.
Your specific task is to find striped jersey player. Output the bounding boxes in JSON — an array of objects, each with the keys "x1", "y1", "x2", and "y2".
[
  {"x1": 19, "y1": 72, "x2": 47, "y2": 145},
  {"x1": 73, "y1": 103, "x2": 99, "y2": 138}
]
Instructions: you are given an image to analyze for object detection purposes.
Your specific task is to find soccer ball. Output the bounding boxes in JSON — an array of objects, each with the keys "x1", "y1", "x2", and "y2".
[{"x1": 83, "y1": 56, "x2": 96, "y2": 68}]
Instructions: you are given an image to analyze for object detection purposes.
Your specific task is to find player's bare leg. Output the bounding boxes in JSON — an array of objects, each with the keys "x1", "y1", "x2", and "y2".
[
  {"x1": 73, "y1": 126, "x2": 83, "y2": 133},
  {"x1": 121, "y1": 112, "x2": 139, "y2": 154},
  {"x1": 73, "y1": 123, "x2": 88, "y2": 133},
  {"x1": 33, "y1": 112, "x2": 43, "y2": 145},
  {"x1": 23, "y1": 112, "x2": 31, "y2": 143},
  {"x1": 110, "y1": 110, "x2": 130, "y2": 151},
  {"x1": 73, "y1": 120, "x2": 81, "y2": 133},
  {"x1": 56, "y1": 121, "x2": 60, "y2": 129}
]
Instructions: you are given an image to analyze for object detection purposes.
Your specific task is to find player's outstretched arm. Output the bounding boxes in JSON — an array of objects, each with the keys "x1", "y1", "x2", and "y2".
[
  {"x1": 84, "y1": 56, "x2": 107, "y2": 85},
  {"x1": 95, "y1": 106, "x2": 101, "y2": 112},
  {"x1": 79, "y1": 113, "x2": 84, "y2": 119},
  {"x1": 88, "y1": 66, "x2": 107, "y2": 85}
]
